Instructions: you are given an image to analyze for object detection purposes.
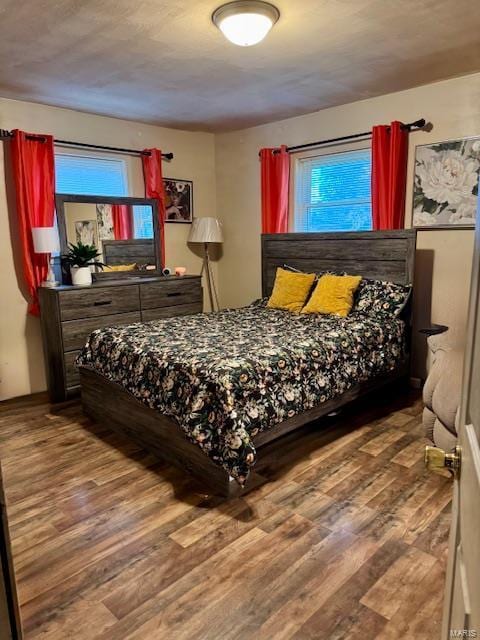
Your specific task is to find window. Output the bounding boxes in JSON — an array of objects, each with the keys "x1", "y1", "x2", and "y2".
[
  {"x1": 294, "y1": 148, "x2": 372, "y2": 232},
  {"x1": 133, "y1": 205, "x2": 154, "y2": 239},
  {"x1": 55, "y1": 153, "x2": 128, "y2": 196}
]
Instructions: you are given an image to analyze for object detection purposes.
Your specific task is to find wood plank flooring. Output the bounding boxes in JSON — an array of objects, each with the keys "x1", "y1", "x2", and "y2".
[{"x1": 0, "y1": 389, "x2": 452, "y2": 639}]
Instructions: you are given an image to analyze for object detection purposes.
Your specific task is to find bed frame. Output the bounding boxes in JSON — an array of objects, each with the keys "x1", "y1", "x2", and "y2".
[
  {"x1": 79, "y1": 230, "x2": 417, "y2": 497},
  {"x1": 102, "y1": 239, "x2": 156, "y2": 267}
]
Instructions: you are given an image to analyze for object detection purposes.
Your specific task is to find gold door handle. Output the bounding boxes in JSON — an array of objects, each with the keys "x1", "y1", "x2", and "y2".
[{"x1": 424, "y1": 445, "x2": 461, "y2": 476}]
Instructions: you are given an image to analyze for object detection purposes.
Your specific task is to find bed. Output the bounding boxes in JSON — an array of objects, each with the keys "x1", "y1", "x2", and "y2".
[{"x1": 78, "y1": 230, "x2": 416, "y2": 497}]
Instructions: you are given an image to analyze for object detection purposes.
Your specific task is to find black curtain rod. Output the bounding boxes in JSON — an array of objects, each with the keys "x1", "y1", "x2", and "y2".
[
  {"x1": 0, "y1": 129, "x2": 173, "y2": 160},
  {"x1": 267, "y1": 118, "x2": 426, "y2": 155}
]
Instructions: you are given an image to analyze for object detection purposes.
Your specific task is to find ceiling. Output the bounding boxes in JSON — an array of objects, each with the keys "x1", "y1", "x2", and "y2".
[{"x1": 1, "y1": 0, "x2": 480, "y2": 132}]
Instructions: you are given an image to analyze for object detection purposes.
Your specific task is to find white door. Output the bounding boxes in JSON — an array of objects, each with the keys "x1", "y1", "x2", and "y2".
[{"x1": 441, "y1": 218, "x2": 480, "y2": 638}]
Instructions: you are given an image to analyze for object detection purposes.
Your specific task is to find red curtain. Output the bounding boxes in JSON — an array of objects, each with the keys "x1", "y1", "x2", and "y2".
[
  {"x1": 371, "y1": 121, "x2": 408, "y2": 230},
  {"x1": 112, "y1": 204, "x2": 133, "y2": 240},
  {"x1": 142, "y1": 149, "x2": 165, "y2": 268},
  {"x1": 10, "y1": 130, "x2": 55, "y2": 316},
  {"x1": 260, "y1": 145, "x2": 290, "y2": 233}
]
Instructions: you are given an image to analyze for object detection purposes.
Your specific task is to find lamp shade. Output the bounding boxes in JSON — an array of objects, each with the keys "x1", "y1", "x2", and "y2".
[
  {"x1": 188, "y1": 217, "x2": 223, "y2": 243},
  {"x1": 31, "y1": 227, "x2": 60, "y2": 254}
]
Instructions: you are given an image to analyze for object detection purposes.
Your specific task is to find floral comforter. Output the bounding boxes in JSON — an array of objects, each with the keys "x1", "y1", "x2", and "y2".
[{"x1": 77, "y1": 300, "x2": 406, "y2": 484}]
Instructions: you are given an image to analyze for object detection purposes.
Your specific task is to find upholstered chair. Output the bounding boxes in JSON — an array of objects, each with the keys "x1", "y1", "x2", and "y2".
[{"x1": 422, "y1": 330, "x2": 464, "y2": 450}]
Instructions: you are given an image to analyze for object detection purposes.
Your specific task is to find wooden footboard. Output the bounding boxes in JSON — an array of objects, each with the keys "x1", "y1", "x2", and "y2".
[
  {"x1": 79, "y1": 367, "x2": 265, "y2": 498},
  {"x1": 79, "y1": 362, "x2": 409, "y2": 498}
]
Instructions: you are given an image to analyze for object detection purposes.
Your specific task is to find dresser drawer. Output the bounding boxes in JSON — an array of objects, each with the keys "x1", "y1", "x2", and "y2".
[
  {"x1": 141, "y1": 302, "x2": 203, "y2": 323},
  {"x1": 59, "y1": 285, "x2": 140, "y2": 321},
  {"x1": 62, "y1": 312, "x2": 141, "y2": 351},
  {"x1": 64, "y1": 350, "x2": 81, "y2": 388},
  {"x1": 140, "y1": 279, "x2": 202, "y2": 310}
]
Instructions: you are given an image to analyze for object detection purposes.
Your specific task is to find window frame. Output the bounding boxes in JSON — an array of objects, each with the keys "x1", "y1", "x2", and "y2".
[
  {"x1": 55, "y1": 151, "x2": 131, "y2": 197},
  {"x1": 289, "y1": 140, "x2": 372, "y2": 233}
]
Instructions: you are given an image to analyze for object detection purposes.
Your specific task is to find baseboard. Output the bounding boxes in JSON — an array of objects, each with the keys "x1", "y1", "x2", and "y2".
[{"x1": 0, "y1": 390, "x2": 49, "y2": 407}]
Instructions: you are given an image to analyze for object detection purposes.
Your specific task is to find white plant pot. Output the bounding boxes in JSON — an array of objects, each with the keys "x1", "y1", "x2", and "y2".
[{"x1": 71, "y1": 266, "x2": 92, "y2": 286}]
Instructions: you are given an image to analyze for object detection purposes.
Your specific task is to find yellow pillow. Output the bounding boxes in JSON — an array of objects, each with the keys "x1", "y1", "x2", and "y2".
[
  {"x1": 103, "y1": 263, "x2": 137, "y2": 272},
  {"x1": 301, "y1": 274, "x2": 362, "y2": 317},
  {"x1": 267, "y1": 267, "x2": 316, "y2": 313}
]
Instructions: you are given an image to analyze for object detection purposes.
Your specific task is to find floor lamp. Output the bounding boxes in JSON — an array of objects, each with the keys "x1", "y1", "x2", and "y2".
[{"x1": 188, "y1": 217, "x2": 223, "y2": 311}]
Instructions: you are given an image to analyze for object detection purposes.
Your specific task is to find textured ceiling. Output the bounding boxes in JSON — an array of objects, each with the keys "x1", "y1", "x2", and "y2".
[{"x1": 1, "y1": 0, "x2": 480, "y2": 132}]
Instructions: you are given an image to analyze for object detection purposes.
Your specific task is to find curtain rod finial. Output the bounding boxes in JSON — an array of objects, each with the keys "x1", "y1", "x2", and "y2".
[{"x1": 411, "y1": 118, "x2": 426, "y2": 129}]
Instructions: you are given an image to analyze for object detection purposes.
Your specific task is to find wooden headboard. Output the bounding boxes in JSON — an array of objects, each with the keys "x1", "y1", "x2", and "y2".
[
  {"x1": 261, "y1": 230, "x2": 416, "y2": 297},
  {"x1": 102, "y1": 239, "x2": 156, "y2": 266}
]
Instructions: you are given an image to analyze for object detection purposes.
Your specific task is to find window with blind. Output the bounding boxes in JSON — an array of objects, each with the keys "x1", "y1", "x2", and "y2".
[
  {"x1": 293, "y1": 148, "x2": 372, "y2": 232},
  {"x1": 133, "y1": 205, "x2": 154, "y2": 239},
  {"x1": 55, "y1": 153, "x2": 128, "y2": 196}
]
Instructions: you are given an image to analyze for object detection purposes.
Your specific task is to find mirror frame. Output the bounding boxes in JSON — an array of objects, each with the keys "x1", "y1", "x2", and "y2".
[{"x1": 55, "y1": 194, "x2": 161, "y2": 281}]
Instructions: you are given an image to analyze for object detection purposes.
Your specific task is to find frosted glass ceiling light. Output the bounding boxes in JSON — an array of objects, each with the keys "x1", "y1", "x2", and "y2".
[{"x1": 212, "y1": 1, "x2": 280, "y2": 47}]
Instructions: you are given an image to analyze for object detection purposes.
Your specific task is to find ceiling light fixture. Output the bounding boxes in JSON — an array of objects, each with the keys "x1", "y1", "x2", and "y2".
[{"x1": 212, "y1": 1, "x2": 280, "y2": 47}]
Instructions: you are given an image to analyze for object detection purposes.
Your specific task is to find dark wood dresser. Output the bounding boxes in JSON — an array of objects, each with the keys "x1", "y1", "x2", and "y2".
[{"x1": 39, "y1": 275, "x2": 203, "y2": 402}]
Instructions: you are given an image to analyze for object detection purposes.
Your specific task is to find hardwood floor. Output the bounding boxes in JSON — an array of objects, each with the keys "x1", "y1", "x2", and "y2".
[{"x1": 0, "y1": 389, "x2": 452, "y2": 639}]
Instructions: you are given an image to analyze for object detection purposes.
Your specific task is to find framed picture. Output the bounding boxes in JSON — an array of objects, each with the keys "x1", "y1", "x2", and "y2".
[
  {"x1": 75, "y1": 220, "x2": 98, "y2": 246},
  {"x1": 96, "y1": 204, "x2": 114, "y2": 240},
  {"x1": 163, "y1": 178, "x2": 193, "y2": 223},
  {"x1": 413, "y1": 136, "x2": 480, "y2": 229}
]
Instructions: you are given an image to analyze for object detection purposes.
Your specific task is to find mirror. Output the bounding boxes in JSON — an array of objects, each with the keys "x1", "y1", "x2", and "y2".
[{"x1": 55, "y1": 195, "x2": 161, "y2": 279}]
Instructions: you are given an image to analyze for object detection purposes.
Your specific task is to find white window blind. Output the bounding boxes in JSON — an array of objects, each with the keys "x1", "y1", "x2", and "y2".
[
  {"x1": 55, "y1": 153, "x2": 128, "y2": 196},
  {"x1": 133, "y1": 205, "x2": 154, "y2": 239},
  {"x1": 294, "y1": 148, "x2": 372, "y2": 232}
]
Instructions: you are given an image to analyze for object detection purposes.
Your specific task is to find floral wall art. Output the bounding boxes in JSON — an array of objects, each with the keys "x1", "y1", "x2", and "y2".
[
  {"x1": 163, "y1": 178, "x2": 193, "y2": 223},
  {"x1": 413, "y1": 137, "x2": 479, "y2": 228},
  {"x1": 96, "y1": 204, "x2": 115, "y2": 240},
  {"x1": 75, "y1": 220, "x2": 97, "y2": 246}
]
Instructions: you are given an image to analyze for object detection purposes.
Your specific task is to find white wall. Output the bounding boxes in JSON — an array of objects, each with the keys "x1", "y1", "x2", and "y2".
[
  {"x1": 215, "y1": 73, "x2": 479, "y2": 378},
  {"x1": 0, "y1": 98, "x2": 217, "y2": 400}
]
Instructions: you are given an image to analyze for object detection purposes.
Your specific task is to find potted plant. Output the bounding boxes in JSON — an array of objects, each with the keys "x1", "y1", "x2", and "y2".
[{"x1": 61, "y1": 242, "x2": 104, "y2": 286}]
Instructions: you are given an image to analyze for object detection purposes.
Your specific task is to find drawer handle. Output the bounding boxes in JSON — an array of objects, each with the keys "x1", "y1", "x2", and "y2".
[
  {"x1": 166, "y1": 292, "x2": 182, "y2": 297},
  {"x1": 93, "y1": 300, "x2": 112, "y2": 306}
]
